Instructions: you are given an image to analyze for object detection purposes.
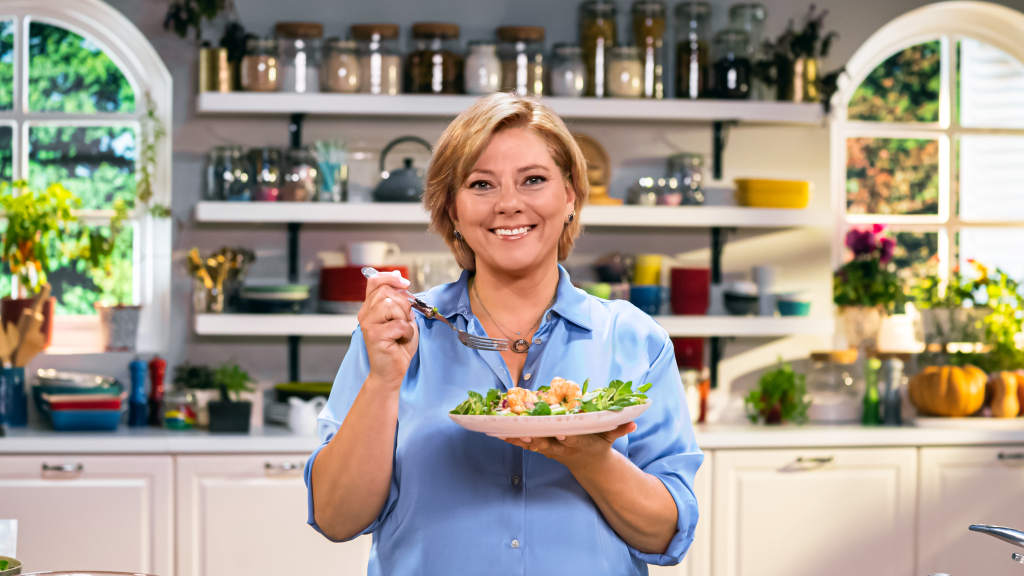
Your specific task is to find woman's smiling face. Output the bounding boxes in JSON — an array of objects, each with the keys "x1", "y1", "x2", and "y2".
[{"x1": 451, "y1": 126, "x2": 576, "y2": 274}]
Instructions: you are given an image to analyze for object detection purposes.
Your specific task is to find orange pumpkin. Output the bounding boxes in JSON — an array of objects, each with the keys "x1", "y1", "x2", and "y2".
[
  {"x1": 908, "y1": 365, "x2": 987, "y2": 417},
  {"x1": 987, "y1": 372, "x2": 1021, "y2": 418}
]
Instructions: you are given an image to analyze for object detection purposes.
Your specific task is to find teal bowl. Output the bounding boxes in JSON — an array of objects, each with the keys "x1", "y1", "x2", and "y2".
[{"x1": 777, "y1": 300, "x2": 811, "y2": 316}]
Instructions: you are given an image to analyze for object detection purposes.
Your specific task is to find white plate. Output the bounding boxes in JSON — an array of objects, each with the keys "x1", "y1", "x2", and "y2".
[
  {"x1": 913, "y1": 416, "x2": 1024, "y2": 429},
  {"x1": 449, "y1": 402, "x2": 651, "y2": 438}
]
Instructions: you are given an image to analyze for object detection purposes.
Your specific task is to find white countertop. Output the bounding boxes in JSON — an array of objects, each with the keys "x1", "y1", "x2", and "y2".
[{"x1": 3, "y1": 423, "x2": 1024, "y2": 454}]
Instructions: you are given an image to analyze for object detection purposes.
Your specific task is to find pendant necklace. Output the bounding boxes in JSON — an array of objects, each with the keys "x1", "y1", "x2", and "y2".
[{"x1": 472, "y1": 281, "x2": 556, "y2": 354}]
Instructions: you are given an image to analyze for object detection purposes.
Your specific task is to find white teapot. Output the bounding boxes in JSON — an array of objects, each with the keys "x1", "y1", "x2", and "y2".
[{"x1": 288, "y1": 396, "x2": 327, "y2": 435}]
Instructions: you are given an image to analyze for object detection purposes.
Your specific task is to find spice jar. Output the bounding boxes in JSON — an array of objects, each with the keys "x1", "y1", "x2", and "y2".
[
  {"x1": 549, "y1": 43, "x2": 587, "y2": 97},
  {"x1": 240, "y1": 38, "x2": 281, "y2": 92},
  {"x1": 631, "y1": 0, "x2": 666, "y2": 99},
  {"x1": 712, "y1": 29, "x2": 752, "y2": 99},
  {"x1": 728, "y1": 3, "x2": 767, "y2": 99},
  {"x1": 579, "y1": 0, "x2": 618, "y2": 97},
  {"x1": 497, "y1": 26, "x2": 545, "y2": 96},
  {"x1": 607, "y1": 46, "x2": 643, "y2": 97},
  {"x1": 405, "y1": 23, "x2": 464, "y2": 94},
  {"x1": 205, "y1": 146, "x2": 253, "y2": 201},
  {"x1": 674, "y1": 1, "x2": 711, "y2": 99},
  {"x1": 280, "y1": 148, "x2": 318, "y2": 202},
  {"x1": 276, "y1": 22, "x2": 323, "y2": 94},
  {"x1": 351, "y1": 24, "x2": 402, "y2": 96},
  {"x1": 464, "y1": 40, "x2": 501, "y2": 95},
  {"x1": 249, "y1": 147, "x2": 282, "y2": 202},
  {"x1": 322, "y1": 38, "x2": 360, "y2": 93},
  {"x1": 163, "y1": 391, "x2": 197, "y2": 430}
]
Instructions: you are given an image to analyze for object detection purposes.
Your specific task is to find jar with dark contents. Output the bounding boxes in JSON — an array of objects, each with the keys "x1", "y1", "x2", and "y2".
[
  {"x1": 674, "y1": 1, "x2": 711, "y2": 99},
  {"x1": 352, "y1": 24, "x2": 402, "y2": 95},
  {"x1": 248, "y1": 147, "x2": 282, "y2": 202},
  {"x1": 497, "y1": 26, "x2": 546, "y2": 96},
  {"x1": 728, "y1": 4, "x2": 767, "y2": 99},
  {"x1": 405, "y1": 23, "x2": 464, "y2": 94},
  {"x1": 281, "y1": 148, "x2": 318, "y2": 202},
  {"x1": 205, "y1": 146, "x2": 253, "y2": 201},
  {"x1": 712, "y1": 29, "x2": 751, "y2": 99},
  {"x1": 579, "y1": 0, "x2": 617, "y2": 97},
  {"x1": 631, "y1": 0, "x2": 666, "y2": 99}
]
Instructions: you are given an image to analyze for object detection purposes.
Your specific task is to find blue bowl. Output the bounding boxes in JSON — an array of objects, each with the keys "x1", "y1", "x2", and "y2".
[
  {"x1": 777, "y1": 300, "x2": 811, "y2": 316},
  {"x1": 50, "y1": 409, "x2": 121, "y2": 431}
]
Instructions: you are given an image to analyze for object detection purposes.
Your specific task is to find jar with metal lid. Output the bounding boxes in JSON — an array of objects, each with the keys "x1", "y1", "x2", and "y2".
[
  {"x1": 497, "y1": 26, "x2": 545, "y2": 96},
  {"x1": 728, "y1": 3, "x2": 767, "y2": 99},
  {"x1": 464, "y1": 40, "x2": 501, "y2": 95},
  {"x1": 249, "y1": 147, "x2": 282, "y2": 202},
  {"x1": 275, "y1": 22, "x2": 323, "y2": 93},
  {"x1": 280, "y1": 148, "x2": 318, "y2": 202},
  {"x1": 666, "y1": 152, "x2": 705, "y2": 205},
  {"x1": 351, "y1": 24, "x2": 401, "y2": 95},
  {"x1": 240, "y1": 38, "x2": 281, "y2": 92},
  {"x1": 579, "y1": 0, "x2": 617, "y2": 97},
  {"x1": 607, "y1": 46, "x2": 643, "y2": 97},
  {"x1": 322, "y1": 38, "x2": 360, "y2": 93},
  {"x1": 549, "y1": 43, "x2": 587, "y2": 97},
  {"x1": 405, "y1": 23, "x2": 464, "y2": 94},
  {"x1": 807, "y1": 350, "x2": 864, "y2": 424},
  {"x1": 712, "y1": 29, "x2": 752, "y2": 99},
  {"x1": 205, "y1": 146, "x2": 253, "y2": 201},
  {"x1": 631, "y1": 0, "x2": 666, "y2": 99},
  {"x1": 674, "y1": 1, "x2": 711, "y2": 99}
]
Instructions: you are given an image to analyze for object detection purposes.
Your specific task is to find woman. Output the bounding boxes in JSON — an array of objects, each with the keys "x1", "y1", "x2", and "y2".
[{"x1": 305, "y1": 92, "x2": 702, "y2": 575}]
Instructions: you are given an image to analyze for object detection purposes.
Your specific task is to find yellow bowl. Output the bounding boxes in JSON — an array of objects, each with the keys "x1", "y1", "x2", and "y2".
[{"x1": 735, "y1": 179, "x2": 811, "y2": 209}]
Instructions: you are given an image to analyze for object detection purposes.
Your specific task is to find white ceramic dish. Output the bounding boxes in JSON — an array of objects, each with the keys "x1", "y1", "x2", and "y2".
[
  {"x1": 913, "y1": 416, "x2": 1024, "y2": 429},
  {"x1": 449, "y1": 402, "x2": 651, "y2": 438}
]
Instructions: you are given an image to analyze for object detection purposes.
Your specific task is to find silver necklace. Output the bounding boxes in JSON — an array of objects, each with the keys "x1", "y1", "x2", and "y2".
[{"x1": 472, "y1": 281, "x2": 556, "y2": 354}]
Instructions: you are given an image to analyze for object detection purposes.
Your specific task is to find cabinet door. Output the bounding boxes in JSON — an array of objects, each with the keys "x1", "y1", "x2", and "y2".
[
  {"x1": 713, "y1": 447, "x2": 917, "y2": 576},
  {"x1": 0, "y1": 455, "x2": 173, "y2": 574},
  {"x1": 649, "y1": 450, "x2": 713, "y2": 576},
  {"x1": 176, "y1": 454, "x2": 371, "y2": 576},
  {"x1": 919, "y1": 445, "x2": 1024, "y2": 576}
]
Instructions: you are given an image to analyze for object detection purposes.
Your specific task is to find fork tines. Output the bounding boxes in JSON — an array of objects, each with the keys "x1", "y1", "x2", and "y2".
[{"x1": 462, "y1": 333, "x2": 510, "y2": 351}]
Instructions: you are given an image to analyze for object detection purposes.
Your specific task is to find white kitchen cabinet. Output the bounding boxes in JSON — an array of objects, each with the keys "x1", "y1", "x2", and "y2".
[
  {"x1": 650, "y1": 451, "x2": 713, "y2": 576},
  {"x1": 176, "y1": 454, "x2": 371, "y2": 576},
  {"x1": 712, "y1": 447, "x2": 917, "y2": 576},
  {"x1": 919, "y1": 445, "x2": 1024, "y2": 576},
  {"x1": 0, "y1": 454, "x2": 173, "y2": 575}
]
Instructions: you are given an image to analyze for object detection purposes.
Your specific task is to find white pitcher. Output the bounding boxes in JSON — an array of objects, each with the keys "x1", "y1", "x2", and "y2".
[{"x1": 288, "y1": 396, "x2": 327, "y2": 435}]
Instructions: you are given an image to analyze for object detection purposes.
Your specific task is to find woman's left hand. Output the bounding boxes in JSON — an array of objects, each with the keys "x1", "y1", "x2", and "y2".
[{"x1": 502, "y1": 422, "x2": 638, "y2": 471}]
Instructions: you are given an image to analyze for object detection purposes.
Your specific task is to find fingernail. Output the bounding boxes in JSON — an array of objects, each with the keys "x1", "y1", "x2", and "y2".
[
  {"x1": 400, "y1": 278, "x2": 411, "y2": 286},
  {"x1": 556, "y1": 436, "x2": 566, "y2": 441},
  {"x1": 521, "y1": 437, "x2": 532, "y2": 443}
]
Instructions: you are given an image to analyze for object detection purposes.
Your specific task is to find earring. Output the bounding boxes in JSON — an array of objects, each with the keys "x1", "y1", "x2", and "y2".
[
  {"x1": 567, "y1": 211, "x2": 575, "y2": 224},
  {"x1": 453, "y1": 230, "x2": 463, "y2": 241}
]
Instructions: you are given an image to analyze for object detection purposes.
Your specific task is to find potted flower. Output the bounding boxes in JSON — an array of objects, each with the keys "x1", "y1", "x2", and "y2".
[
  {"x1": 0, "y1": 181, "x2": 79, "y2": 346},
  {"x1": 833, "y1": 225, "x2": 903, "y2": 349},
  {"x1": 910, "y1": 259, "x2": 988, "y2": 354},
  {"x1": 745, "y1": 359, "x2": 811, "y2": 425}
]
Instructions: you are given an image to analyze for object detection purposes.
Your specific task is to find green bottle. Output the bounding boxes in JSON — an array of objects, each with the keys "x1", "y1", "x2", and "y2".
[{"x1": 862, "y1": 358, "x2": 882, "y2": 426}]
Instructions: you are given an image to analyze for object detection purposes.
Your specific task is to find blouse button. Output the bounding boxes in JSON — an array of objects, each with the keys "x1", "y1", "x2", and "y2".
[
  {"x1": 546, "y1": 312, "x2": 552, "y2": 322},
  {"x1": 511, "y1": 539, "x2": 520, "y2": 549},
  {"x1": 523, "y1": 373, "x2": 531, "y2": 380},
  {"x1": 511, "y1": 475, "x2": 520, "y2": 486},
  {"x1": 534, "y1": 338, "x2": 542, "y2": 345}
]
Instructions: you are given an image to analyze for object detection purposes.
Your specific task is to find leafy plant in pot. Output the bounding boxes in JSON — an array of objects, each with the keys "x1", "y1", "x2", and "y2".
[
  {"x1": 833, "y1": 225, "x2": 903, "y2": 349},
  {"x1": 745, "y1": 359, "x2": 811, "y2": 425},
  {"x1": 207, "y1": 362, "x2": 255, "y2": 433}
]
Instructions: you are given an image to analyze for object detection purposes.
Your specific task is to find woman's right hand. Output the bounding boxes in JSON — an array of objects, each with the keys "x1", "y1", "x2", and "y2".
[{"x1": 358, "y1": 271, "x2": 419, "y2": 389}]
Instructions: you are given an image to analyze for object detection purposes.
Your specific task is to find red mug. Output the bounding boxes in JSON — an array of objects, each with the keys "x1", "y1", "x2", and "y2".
[{"x1": 670, "y1": 268, "x2": 710, "y2": 315}]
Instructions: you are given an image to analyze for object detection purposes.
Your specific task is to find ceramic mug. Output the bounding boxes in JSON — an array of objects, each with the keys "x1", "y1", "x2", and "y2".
[
  {"x1": 630, "y1": 285, "x2": 663, "y2": 316},
  {"x1": 288, "y1": 396, "x2": 327, "y2": 435},
  {"x1": 348, "y1": 242, "x2": 401, "y2": 266}
]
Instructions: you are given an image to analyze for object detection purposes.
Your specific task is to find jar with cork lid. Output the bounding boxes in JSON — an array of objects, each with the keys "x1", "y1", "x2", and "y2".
[
  {"x1": 579, "y1": 0, "x2": 618, "y2": 97},
  {"x1": 322, "y1": 39, "x2": 360, "y2": 93},
  {"x1": 405, "y1": 23, "x2": 464, "y2": 94},
  {"x1": 240, "y1": 38, "x2": 281, "y2": 92},
  {"x1": 631, "y1": 0, "x2": 666, "y2": 99},
  {"x1": 674, "y1": 1, "x2": 711, "y2": 99},
  {"x1": 607, "y1": 45, "x2": 643, "y2": 97},
  {"x1": 497, "y1": 26, "x2": 546, "y2": 96},
  {"x1": 351, "y1": 24, "x2": 402, "y2": 95},
  {"x1": 275, "y1": 22, "x2": 323, "y2": 93}
]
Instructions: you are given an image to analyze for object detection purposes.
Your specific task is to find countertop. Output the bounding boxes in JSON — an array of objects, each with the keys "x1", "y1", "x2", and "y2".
[{"x1": 4, "y1": 423, "x2": 1024, "y2": 454}]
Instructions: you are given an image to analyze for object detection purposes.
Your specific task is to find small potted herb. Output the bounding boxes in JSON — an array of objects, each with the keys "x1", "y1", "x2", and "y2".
[
  {"x1": 745, "y1": 359, "x2": 811, "y2": 425},
  {"x1": 207, "y1": 362, "x2": 256, "y2": 433}
]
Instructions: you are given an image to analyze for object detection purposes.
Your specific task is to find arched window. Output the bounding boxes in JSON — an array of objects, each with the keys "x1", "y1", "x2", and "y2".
[
  {"x1": 0, "y1": 0, "x2": 171, "y2": 352},
  {"x1": 831, "y1": 1, "x2": 1024, "y2": 285}
]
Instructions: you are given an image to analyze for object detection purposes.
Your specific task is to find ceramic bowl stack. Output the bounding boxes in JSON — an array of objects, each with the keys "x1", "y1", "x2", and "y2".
[
  {"x1": 34, "y1": 370, "x2": 125, "y2": 431},
  {"x1": 240, "y1": 284, "x2": 310, "y2": 313},
  {"x1": 319, "y1": 265, "x2": 408, "y2": 314}
]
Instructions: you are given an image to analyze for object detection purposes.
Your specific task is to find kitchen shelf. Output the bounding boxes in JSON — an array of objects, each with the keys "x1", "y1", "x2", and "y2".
[
  {"x1": 194, "y1": 313, "x2": 833, "y2": 338},
  {"x1": 194, "y1": 202, "x2": 827, "y2": 228},
  {"x1": 196, "y1": 92, "x2": 824, "y2": 124}
]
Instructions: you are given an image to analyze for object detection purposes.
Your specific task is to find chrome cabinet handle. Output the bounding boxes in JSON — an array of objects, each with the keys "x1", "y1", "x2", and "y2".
[
  {"x1": 42, "y1": 463, "x2": 83, "y2": 473},
  {"x1": 796, "y1": 456, "x2": 835, "y2": 464},
  {"x1": 998, "y1": 452, "x2": 1024, "y2": 461},
  {"x1": 264, "y1": 462, "x2": 304, "y2": 472}
]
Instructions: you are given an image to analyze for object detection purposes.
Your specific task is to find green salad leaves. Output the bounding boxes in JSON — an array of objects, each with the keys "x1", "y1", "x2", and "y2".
[{"x1": 449, "y1": 378, "x2": 652, "y2": 416}]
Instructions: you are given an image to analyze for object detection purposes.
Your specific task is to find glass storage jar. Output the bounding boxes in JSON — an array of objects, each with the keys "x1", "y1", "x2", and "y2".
[
  {"x1": 205, "y1": 146, "x2": 253, "y2": 201},
  {"x1": 579, "y1": 0, "x2": 617, "y2": 97},
  {"x1": 807, "y1": 351, "x2": 864, "y2": 424},
  {"x1": 728, "y1": 3, "x2": 766, "y2": 98},
  {"x1": 322, "y1": 38, "x2": 360, "y2": 93},
  {"x1": 351, "y1": 24, "x2": 402, "y2": 95},
  {"x1": 280, "y1": 148, "x2": 318, "y2": 202},
  {"x1": 405, "y1": 23, "x2": 464, "y2": 94},
  {"x1": 549, "y1": 43, "x2": 587, "y2": 97},
  {"x1": 712, "y1": 29, "x2": 752, "y2": 99},
  {"x1": 248, "y1": 147, "x2": 282, "y2": 202},
  {"x1": 275, "y1": 22, "x2": 323, "y2": 93},
  {"x1": 464, "y1": 40, "x2": 501, "y2": 95},
  {"x1": 163, "y1": 391, "x2": 198, "y2": 430},
  {"x1": 497, "y1": 26, "x2": 545, "y2": 96},
  {"x1": 631, "y1": 0, "x2": 666, "y2": 99},
  {"x1": 674, "y1": 1, "x2": 711, "y2": 99},
  {"x1": 666, "y1": 152, "x2": 705, "y2": 205},
  {"x1": 240, "y1": 38, "x2": 281, "y2": 92},
  {"x1": 607, "y1": 45, "x2": 643, "y2": 97}
]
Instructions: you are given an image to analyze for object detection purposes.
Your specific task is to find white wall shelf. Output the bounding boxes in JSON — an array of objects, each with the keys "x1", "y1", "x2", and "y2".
[
  {"x1": 194, "y1": 313, "x2": 833, "y2": 338},
  {"x1": 194, "y1": 202, "x2": 826, "y2": 228},
  {"x1": 196, "y1": 92, "x2": 824, "y2": 124}
]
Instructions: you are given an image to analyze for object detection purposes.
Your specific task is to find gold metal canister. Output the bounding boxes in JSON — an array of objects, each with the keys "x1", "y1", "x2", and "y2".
[{"x1": 198, "y1": 47, "x2": 235, "y2": 92}]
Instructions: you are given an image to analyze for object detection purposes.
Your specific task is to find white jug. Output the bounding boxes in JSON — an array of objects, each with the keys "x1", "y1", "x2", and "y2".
[{"x1": 288, "y1": 396, "x2": 327, "y2": 435}]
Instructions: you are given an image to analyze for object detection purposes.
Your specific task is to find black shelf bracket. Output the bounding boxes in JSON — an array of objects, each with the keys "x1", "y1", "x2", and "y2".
[
  {"x1": 708, "y1": 226, "x2": 730, "y2": 389},
  {"x1": 288, "y1": 335, "x2": 301, "y2": 383},
  {"x1": 712, "y1": 121, "x2": 736, "y2": 181},
  {"x1": 287, "y1": 222, "x2": 302, "y2": 381},
  {"x1": 289, "y1": 113, "x2": 305, "y2": 149}
]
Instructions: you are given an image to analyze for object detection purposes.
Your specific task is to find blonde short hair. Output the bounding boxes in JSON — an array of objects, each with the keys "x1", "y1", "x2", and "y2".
[{"x1": 423, "y1": 92, "x2": 589, "y2": 271}]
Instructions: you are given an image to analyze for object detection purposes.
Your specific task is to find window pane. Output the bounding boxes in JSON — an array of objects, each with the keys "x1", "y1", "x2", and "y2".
[
  {"x1": 28, "y1": 21, "x2": 135, "y2": 113},
  {"x1": 847, "y1": 41, "x2": 941, "y2": 123},
  {"x1": 0, "y1": 125, "x2": 12, "y2": 182},
  {"x1": 846, "y1": 137, "x2": 940, "y2": 215},
  {"x1": 960, "y1": 228, "x2": 1024, "y2": 281},
  {"x1": 28, "y1": 125, "x2": 137, "y2": 210},
  {"x1": 51, "y1": 225, "x2": 134, "y2": 315},
  {"x1": 959, "y1": 135, "x2": 1024, "y2": 221},
  {"x1": 0, "y1": 21, "x2": 12, "y2": 110},
  {"x1": 960, "y1": 38, "x2": 1024, "y2": 129},
  {"x1": 892, "y1": 231, "x2": 939, "y2": 284}
]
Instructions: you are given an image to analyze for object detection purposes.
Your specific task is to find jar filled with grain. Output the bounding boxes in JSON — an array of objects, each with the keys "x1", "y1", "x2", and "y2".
[
  {"x1": 240, "y1": 38, "x2": 281, "y2": 92},
  {"x1": 607, "y1": 45, "x2": 643, "y2": 97},
  {"x1": 464, "y1": 40, "x2": 501, "y2": 95},
  {"x1": 579, "y1": 0, "x2": 617, "y2": 97},
  {"x1": 276, "y1": 22, "x2": 324, "y2": 94},
  {"x1": 351, "y1": 24, "x2": 402, "y2": 95},
  {"x1": 550, "y1": 43, "x2": 587, "y2": 97},
  {"x1": 405, "y1": 23, "x2": 464, "y2": 94},
  {"x1": 631, "y1": 0, "x2": 666, "y2": 99},
  {"x1": 322, "y1": 39, "x2": 361, "y2": 93},
  {"x1": 674, "y1": 1, "x2": 711, "y2": 99},
  {"x1": 497, "y1": 26, "x2": 545, "y2": 96}
]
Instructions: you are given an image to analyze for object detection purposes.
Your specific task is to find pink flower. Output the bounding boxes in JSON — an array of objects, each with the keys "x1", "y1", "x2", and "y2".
[
  {"x1": 872, "y1": 223, "x2": 887, "y2": 235},
  {"x1": 846, "y1": 228, "x2": 877, "y2": 256},
  {"x1": 879, "y1": 237, "x2": 895, "y2": 263}
]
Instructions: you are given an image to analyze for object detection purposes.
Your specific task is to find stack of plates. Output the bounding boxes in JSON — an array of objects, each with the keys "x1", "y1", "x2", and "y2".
[
  {"x1": 33, "y1": 370, "x2": 125, "y2": 431},
  {"x1": 240, "y1": 284, "x2": 310, "y2": 314},
  {"x1": 319, "y1": 266, "x2": 408, "y2": 314},
  {"x1": 735, "y1": 179, "x2": 810, "y2": 209}
]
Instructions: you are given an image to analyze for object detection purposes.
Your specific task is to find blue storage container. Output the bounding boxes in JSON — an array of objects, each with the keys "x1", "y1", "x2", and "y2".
[{"x1": 49, "y1": 409, "x2": 121, "y2": 431}]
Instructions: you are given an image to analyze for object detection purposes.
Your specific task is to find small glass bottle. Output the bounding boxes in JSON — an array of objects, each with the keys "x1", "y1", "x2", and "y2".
[
  {"x1": 607, "y1": 46, "x2": 643, "y2": 97},
  {"x1": 549, "y1": 43, "x2": 587, "y2": 97},
  {"x1": 631, "y1": 0, "x2": 666, "y2": 99},
  {"x1": 240, "y1": 38, "x2": 281, "y2": 92},
  {"x1": 579, "y1": 0, "x2": 618, "y2": 97},
  {"x1": 712, "y1": 29, "x2": 752, "y2": 99},
  {"x1": 497, "y1": 26, "x2": 546, "y2": 96},
  {"x1": 674, "y1": 1, "x2": 711, "y2": 99},
  {"x1": 351, "y1": 24, "x2": 402, "y2": 95},
  {"x1": 728, "y1": 3, "x2": 767, "y2": 99},
  {"x1": 322, "y1": 38, "x2": 360, "y2": 93},
  {"x1": 405, "y1": 23, "x2": 464, "y2": 94},
  {"x1": 464, "y1": 40, "x2": 501, "y2": 95},
  {"x1": 275, "y1": 22, "x2": 324, "y2": 94}
]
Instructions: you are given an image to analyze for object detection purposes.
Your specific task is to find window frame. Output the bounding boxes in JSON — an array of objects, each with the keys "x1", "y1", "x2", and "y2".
[{"x1": 0, "y1": 0, "x2": 172, "y2": 353}]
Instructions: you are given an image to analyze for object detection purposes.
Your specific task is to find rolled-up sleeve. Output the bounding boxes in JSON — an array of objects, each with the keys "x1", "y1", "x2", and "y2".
[
  {"x1": 303, "y1": 328, "x2": 400, "y2": 541},
  {"x1": 625, "y1": 335, "x2": 703, "y2": 566}
]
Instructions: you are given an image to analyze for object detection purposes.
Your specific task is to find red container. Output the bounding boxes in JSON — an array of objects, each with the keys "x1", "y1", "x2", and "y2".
[
  {"x1": 670, "y1": 268, "x2": 710, "y2": 315},
  {"x1": 320, "y1": 266, "x2": 409, "y2": 302},
  {"x1": 672, "y1": 338, "x2": 704, "y2": 371}
]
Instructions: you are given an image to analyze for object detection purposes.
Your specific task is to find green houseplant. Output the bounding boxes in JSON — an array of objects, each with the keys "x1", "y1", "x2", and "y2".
[
  {"x1": 834, "y1": 225, "x2": 903, "y2": 348},
  {"x1": 208, "y1": 362, "x2": 256, "y2": 432},
  {"x1": 755, "y1": 4, "x2": 846, "y2": 109},
  {"x1": 745, "y1": 359, "x2": 811, "y2": 425}
]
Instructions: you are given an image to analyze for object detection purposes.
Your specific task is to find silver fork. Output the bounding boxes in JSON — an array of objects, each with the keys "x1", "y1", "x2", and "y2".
[{"x1": 361, "y1": 267, "x2": 509, "y2": 351}]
